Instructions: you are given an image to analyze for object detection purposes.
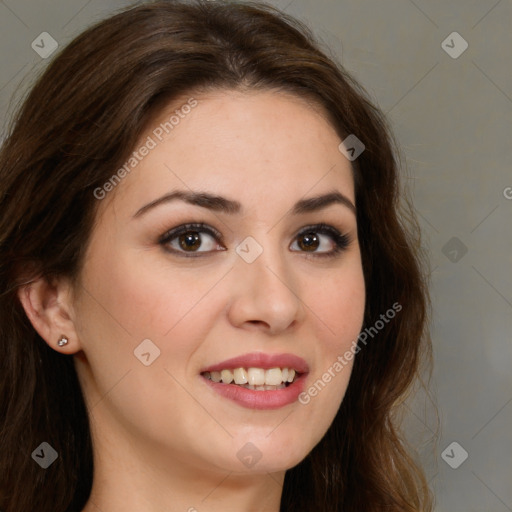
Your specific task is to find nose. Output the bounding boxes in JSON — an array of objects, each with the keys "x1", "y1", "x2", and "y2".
[{"x1": 226, "y1": 241, "x2": 306, "y2": 335}]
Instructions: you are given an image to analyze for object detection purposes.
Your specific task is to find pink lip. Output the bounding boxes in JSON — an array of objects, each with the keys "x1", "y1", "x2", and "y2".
[
  {"x1": 200, "y1": 352, "x2": 309, "y2": 373},
  {"x1": 201, "y1": 376, "x2": 307, "y2": 410},
  {"x1": 200, "y1": 352, "x2": 309, "y2": 410}
]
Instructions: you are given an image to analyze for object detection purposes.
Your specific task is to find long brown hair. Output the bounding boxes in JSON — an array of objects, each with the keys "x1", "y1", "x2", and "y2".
[{"x1": 0, "y1": 1, "x2": 432, "y2": 510}]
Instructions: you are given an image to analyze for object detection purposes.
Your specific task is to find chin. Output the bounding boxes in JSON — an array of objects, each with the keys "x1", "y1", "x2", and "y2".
[{"x1": 209, "y1": 434, "x2": 314, "y2": 475}]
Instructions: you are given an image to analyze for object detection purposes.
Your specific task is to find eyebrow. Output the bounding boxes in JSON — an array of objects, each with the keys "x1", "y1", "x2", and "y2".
[{"x1": 132, "y1": 189, "x2": 356, "y2": 218}]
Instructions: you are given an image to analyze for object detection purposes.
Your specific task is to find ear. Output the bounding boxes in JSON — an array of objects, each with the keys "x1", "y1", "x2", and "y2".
[{"x1": 17, "y1": 275, "x2": 81, "y2": 354}]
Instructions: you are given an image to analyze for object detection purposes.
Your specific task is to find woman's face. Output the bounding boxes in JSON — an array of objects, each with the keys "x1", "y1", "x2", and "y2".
[{"x1": 71, "y1": 89, "x2": 365, "y2": 477}]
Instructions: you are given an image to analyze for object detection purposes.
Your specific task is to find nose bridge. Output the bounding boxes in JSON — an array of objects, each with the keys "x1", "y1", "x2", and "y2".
[
  {"x1": 237, "y1": 231, "x2": 291, "y2": 288},
  {"x1": 227, "y1": 231, "x2": 304, "y2": 332}
]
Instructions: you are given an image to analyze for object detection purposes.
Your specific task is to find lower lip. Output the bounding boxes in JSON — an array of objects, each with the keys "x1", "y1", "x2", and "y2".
[{"x1": 201, "y1": 374, "x2": 307, "y2": 410}]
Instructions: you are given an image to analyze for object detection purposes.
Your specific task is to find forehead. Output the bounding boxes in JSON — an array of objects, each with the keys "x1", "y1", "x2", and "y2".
[{"x1": 100, "y1": 89, "x2": 355, "y2": 218}]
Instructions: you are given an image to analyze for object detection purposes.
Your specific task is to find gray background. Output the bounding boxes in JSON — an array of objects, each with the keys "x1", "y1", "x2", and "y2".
[{"x1": 1, "y1": 0, "x2": 511, "y2": 510}]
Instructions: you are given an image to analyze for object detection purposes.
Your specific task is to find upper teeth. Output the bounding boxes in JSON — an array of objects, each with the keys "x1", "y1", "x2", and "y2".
[{"x1": 204, "y1": 367, "x2": 296, "y2": 385}]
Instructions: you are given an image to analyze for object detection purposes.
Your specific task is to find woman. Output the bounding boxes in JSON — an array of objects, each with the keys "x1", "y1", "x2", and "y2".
[{"x1": 0, "y1": 1, "x2": 432, "y2": 511}]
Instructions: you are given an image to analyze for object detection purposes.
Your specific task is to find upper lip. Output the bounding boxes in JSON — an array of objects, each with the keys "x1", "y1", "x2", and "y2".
[{"x1": 200, "y1": 352, "x2": 309, "y2": 374}]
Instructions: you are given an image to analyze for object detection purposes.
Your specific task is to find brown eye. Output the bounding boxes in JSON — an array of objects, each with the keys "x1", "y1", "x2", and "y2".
[
  {"x1": 178, "y1": 231, "x2": 202, "y2": 251},
  {"x1": 160, "y1": 223, "x2": 225, "y2": 257},
  {"x1": 290, "y1": 224, "x2": 351, "y2": 258},
  {"x1": 297, "y1": 232, "x2": 320, "y2": 252}
]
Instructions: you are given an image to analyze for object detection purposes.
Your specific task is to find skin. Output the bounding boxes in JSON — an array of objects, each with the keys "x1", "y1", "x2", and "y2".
[{"x1": 18, "y1": 89, "x2": 366, "y2": 512}]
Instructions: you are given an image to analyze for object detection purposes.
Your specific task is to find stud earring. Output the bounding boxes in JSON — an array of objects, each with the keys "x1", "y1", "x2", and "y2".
[{"x1": 57, "y1": 335, "x2": 69, "y2": 347}]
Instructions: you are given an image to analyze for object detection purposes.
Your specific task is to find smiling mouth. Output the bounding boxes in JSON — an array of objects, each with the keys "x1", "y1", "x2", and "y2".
[{"x1": 201, "y1": 367, "x2": 300, "y2": 391}]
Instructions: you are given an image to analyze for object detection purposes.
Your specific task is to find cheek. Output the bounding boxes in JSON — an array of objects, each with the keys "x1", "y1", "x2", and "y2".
[
  {"x1": 75, "y1": 251, "x2": 227, "y2": 453},
  {"x1": 81, "y1": 244, "x2": 221, "y2": 338},
  {"x1": 76, "y1": 246, "x2": 235, "y2": 395},
  {"x1": 307, "y1": 263, "x2": 366, "y2": 347},
  {"x1": 297, "y1": 263, "x2": 365, "y2": 426}
]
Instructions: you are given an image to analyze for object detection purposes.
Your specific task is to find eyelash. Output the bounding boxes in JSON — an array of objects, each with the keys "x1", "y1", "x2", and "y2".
[{"x1": 158, "y1": 222, "x2": 351, "y2": 259}]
